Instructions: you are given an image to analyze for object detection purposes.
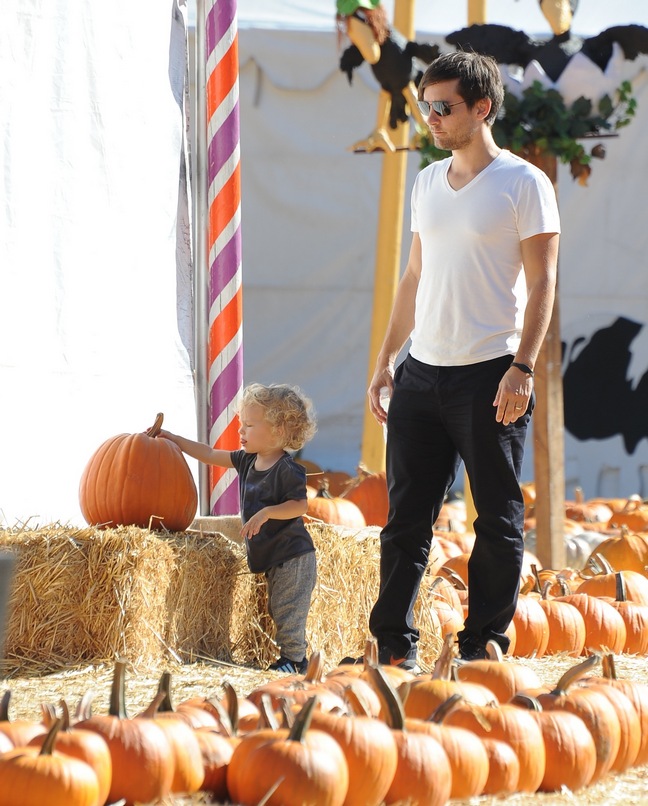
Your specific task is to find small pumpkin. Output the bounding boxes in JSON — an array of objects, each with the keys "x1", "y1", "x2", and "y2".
[
  {"x1": 341, "y1": 464, "x2": 389, "y2": 527},
  {"x1": 79, "y1": 412, "x2": 198, "y2": 531},
  {"x1": 31, "y1": 700, "x2": 112, "y2": 805},
  {"x1": 532, "y1": 654, "x2": 621, "y2": 783},
  {"x1": 76, "y1": 659, "x2": 174, "y2": 804},
  {"x1": 366, "y1": 664, "x2": 453, "y2": 806},
  {"x1": 585, "y1": 525, "x2": 648, "y2": 575},
  {"x1": 227, "y1": 696, "x2": 349, "y2": 806},
  {"x1": 306, "y1": 480, "x2": 366, "y2": 528},
  {"x1": 0, "y1": 718, "x2": 100, "y2": 806},
  {"x1": 538, "y1": 582, "x2": 586, "y2": 657},
  {"x1": 513, "y1": 693, "x2": 597, "y2": 792}
]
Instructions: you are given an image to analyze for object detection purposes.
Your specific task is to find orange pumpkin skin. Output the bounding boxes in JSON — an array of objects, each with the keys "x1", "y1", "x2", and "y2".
[
  {"x1": 306, "y1": 492, "x2": 366, "y2": 528},
  {"x1": 385, "y1": 730, "x2": 452, "y2": 806},
  {"x1": 229, "y1": 727, "x2": 349, "y2": 806},
  {"x1": 79, "y1": 416, "x2": 197, "y2": 531},
  {"x1": 28, "y1": 726, "x2": 112, "y2": 805},
  {"x1": 309, "y1": 710, "x2": 397, "y2": 806},
  {"x1": 342, "y1": 468, "x2": 389, "y2": 527},
  {"x1": 446, "y1": 702, "x2": 546, "y2": 793},
  {"x1": 0, "y1": 746, "x2": 100, "y2": 806},
  {"x1": 530, "y1": 709, "x2": 597, "y2": 792},
  {"x1": 480, "y1": 737, "x2": 520, "y2": 796}
]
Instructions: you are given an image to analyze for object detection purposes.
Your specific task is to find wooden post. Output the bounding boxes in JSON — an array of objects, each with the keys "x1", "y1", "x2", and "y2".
[
  {"x1": 467, "y1": 0, "x2": 487, "y2": 24},
  {"x1": 525, "y1": 150, "x2": 566, "y2": 569},
  {"x1": 462, "y1": 0, "x2": 488, "y2": 528},
  {"x1": 360, "y1": 0, "x2": 416, "y2": 473}
]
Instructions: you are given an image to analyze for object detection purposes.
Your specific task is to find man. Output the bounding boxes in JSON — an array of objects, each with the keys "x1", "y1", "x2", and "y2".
[{"x1": 365, "y1": 51, "x2": 560, "y2": 666}]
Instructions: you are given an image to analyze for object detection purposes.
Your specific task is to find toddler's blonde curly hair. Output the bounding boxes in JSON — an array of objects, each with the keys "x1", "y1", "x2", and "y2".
[{"x1": 239, "y1": 384, "x2": 317, "y2": 451}]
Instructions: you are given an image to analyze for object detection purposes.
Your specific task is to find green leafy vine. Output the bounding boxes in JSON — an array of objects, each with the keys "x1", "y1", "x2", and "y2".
[{"x1": 417, "y1": 80, "x2": 637, "y2": 184}]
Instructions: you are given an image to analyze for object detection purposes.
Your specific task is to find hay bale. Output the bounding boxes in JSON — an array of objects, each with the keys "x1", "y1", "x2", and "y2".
[
  {"x1": 306, "y1": 523, "x2": 444, "y2": 671},
  {"x1": 0, "y1": 525, "x2": 252, "y2": 674},
  {"x1": 0, "y1": 521, "x2": 444, "y2": 675}
]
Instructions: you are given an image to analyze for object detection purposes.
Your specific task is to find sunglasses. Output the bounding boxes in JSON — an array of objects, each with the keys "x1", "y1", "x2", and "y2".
[{"x1": 417, "y1": 99, "x2": 467, "y2": 117}]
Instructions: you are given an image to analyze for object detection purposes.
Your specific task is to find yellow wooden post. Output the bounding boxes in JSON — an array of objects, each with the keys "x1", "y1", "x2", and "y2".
[
  {"x1": 360, "y1": 0, "x2": 416, "y2": 473},
  {"x1": 467, "y1": 0, "x2": 487, "y2": 24},
  {"x1": 462, "y1": 0, "x2": 487, "y2": 527}
]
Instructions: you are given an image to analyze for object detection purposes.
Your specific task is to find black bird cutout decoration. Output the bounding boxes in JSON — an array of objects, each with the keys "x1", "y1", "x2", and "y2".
[
  {"x1": 336, "y1": 0, "x2": 439, "y2": 152},
  {"x1": 446, "y1": 0, "x2": 648, "y2": 83}
]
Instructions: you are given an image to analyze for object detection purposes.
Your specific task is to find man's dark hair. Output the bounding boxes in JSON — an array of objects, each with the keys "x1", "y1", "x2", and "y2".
[{"x1": 418, "y1": 51, "x2": 504, "y2": 125}]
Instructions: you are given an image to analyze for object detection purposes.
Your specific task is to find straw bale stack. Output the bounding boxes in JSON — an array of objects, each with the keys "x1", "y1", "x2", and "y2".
[{"x1": 0, "y1": 520, "x2": 444, "y2": 675}]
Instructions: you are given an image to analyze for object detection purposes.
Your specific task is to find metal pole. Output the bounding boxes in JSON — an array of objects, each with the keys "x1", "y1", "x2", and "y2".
[{"x1": 194, "y1": 0, "x2": 210, "y2": 515}]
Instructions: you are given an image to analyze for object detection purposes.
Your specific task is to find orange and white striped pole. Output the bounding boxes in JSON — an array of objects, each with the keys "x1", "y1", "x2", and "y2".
[{"x1": 203, "y1": 0, "x2": 243, "y2": 514}]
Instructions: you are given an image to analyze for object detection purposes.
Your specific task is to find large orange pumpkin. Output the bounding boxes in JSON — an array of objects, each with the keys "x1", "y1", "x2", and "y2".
[
  {"x1": 306, "y1": 482, "x2": 366, "y2": 528},
  {"x1": 341, "y1": 465, "x2": 389, "y2": 527},
  {"x1": 79, "y1": 413, "x2": 198, "y2": 531}
]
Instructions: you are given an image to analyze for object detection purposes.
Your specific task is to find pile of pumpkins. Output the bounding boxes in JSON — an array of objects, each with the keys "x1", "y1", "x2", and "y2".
[{"x1": 2, "y1": 643, "x2": 648, "y2": 806}]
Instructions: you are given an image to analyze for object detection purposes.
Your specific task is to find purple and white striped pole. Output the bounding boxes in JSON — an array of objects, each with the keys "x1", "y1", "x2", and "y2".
[{"x1": 204, "y1": 0, "x2": 243, "y2": 514}]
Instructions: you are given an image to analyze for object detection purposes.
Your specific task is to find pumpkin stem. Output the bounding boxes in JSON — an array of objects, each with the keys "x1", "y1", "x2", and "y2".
[
  {"x1": 139, "y1": 691, "x2": 165, "y2": 719},
  {"x1": 365, "y1": 637, "x2": 379, "y2": 666},
  {"x1": 485, "y1": 640, "x2": 504, "y2": 661},
  {"x1": 509, "y1": 692, "x2": 542, "y2": 710},
  {"x1": 39, "y1": 718, "x2": 63, "y2": 756},
  {"x1": 432, "y1": 633, "x2": 455, "y2": 680},
  {"x1": 278, "y1": 697, "x2": 295, "y2": 729},
  {"x1": 156, "y1": 671, "x2": 175, "y2": 712},
  {"x1": 206, "y1": 697, "x2": 234, "y2": 736},
  {"x1": 59, "y1": 699, "x2": 72, "y2": 730},
  {"x1": 530, "y1": 564, "x2": 543, "y2": 592},
  {"x1": 108, "y1": 658, "x2": 129, "y2": 719},
  {"x1": 366, "y1": 662, "x2": 406, "y2": 731},
  {"x1": 257, "y1": 693, "x2": 279, "y2": 731},
  {"x1": 428, "y1": 692, "x2": 463, "y2": 723},
  {"x1": 40, "y1": 702, "x2": 58, "y2": 728},
  {"x1": 147, "y1": 412, "x2": 164, "y2": 438},
  {"x1": 440, "y1": 567, "x2": 468, "y2": 591},
  {"x1": 541, "y1": 580, "x2": 553, "y2": 600},
  {"x1": 222, "y1": 681, "x2": 240, "y2": 734},
  {"x1": 550, "y1": 653, "x2": 601, "y2": 695},
  {"x1": 0, "y1": 690, "x2": 11, "y2": 721},
  {"x1": 303, "y1": 651, "x2": 324, "y2": 683},
  {"x1": 615, "y1": 572, "x2": 627, "y2": 603},
  {"x1": 601, "y1": 653, "x2": 618, "y2": 680},
  {"x1": 75, "y1": 691, "x2": 95, "y2": 721},
  {"x1": 287, "y1": 696, "x2": 318, "y2": 743},
  {"x1": 344, "y1": 682, "x2": 372, "y2": 717},
  {"x1": 520, "y1": 576, "x2": 536, "y2": 595},
  {"x1": 593, "y1": 553, "x2": 615, "y2": 574}
]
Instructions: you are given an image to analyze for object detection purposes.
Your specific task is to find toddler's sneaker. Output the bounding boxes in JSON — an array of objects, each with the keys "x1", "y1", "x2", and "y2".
[{"x1": 268, "y1": 655, "x2": 308, "y2": 674}]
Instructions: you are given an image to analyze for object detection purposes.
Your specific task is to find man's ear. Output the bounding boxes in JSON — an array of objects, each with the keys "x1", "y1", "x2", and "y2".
[{"x1": 476, "y1": 98, "x2": 492, "y2": 121}]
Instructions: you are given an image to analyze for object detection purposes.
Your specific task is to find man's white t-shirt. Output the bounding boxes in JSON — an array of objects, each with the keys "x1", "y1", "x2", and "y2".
[{"x1": 409, "y1": 149, "x2": 561, "y2": 366}]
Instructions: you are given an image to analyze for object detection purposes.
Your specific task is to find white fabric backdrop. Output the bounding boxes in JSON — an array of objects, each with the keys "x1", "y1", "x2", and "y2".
[
  {"x1": 0, "y1": 1, "x2": 196, "y2": 526},
  {"x1": 3, "y1": 1, "x2": 648, "y2": 526}
]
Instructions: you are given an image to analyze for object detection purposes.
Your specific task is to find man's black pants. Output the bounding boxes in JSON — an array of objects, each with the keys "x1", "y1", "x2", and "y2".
[{"x1": 369, "y1": 353, "x2": 532, "y2": 660}]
